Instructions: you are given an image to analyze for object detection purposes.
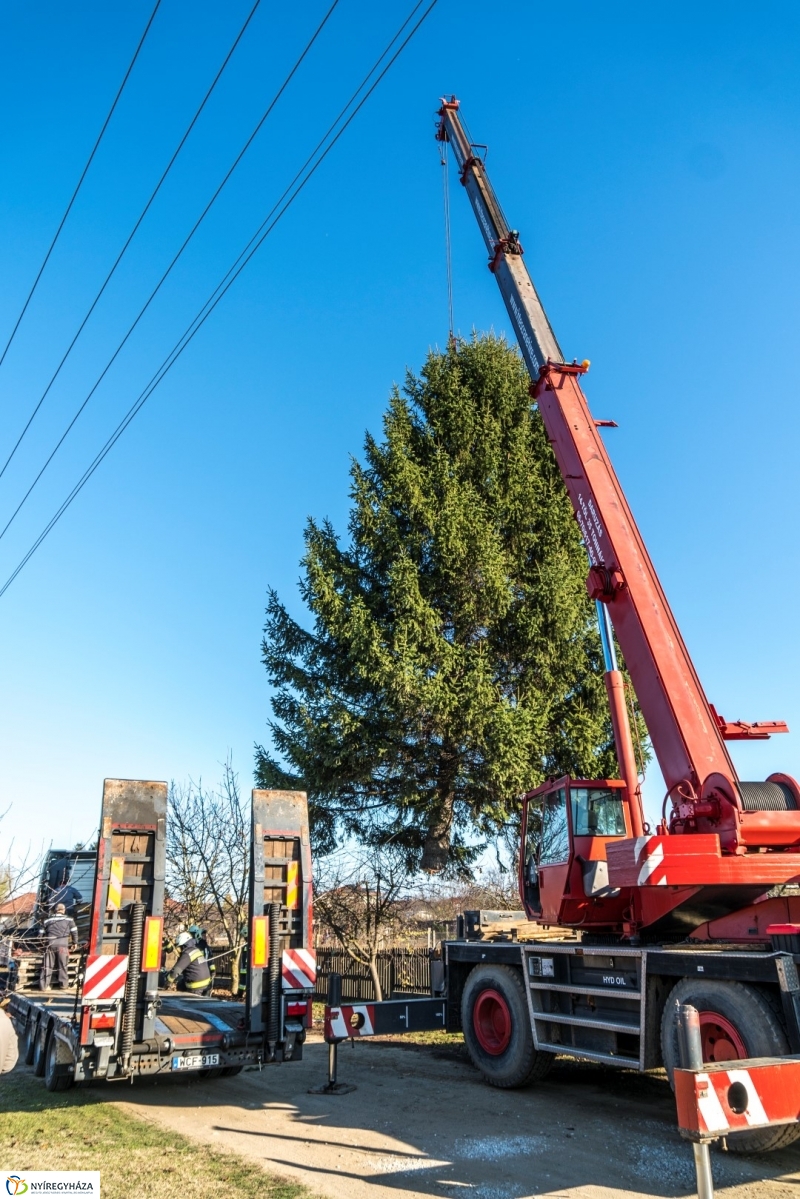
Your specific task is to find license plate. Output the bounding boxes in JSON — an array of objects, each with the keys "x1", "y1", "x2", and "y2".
[{"x1": 171, "y1": 1052, "x2": 220, "y2": 1071}]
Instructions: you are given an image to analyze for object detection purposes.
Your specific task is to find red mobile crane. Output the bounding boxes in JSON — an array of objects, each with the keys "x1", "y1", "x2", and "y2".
[{"x1": 325, "y1": 100, "x2": 800, "y2": 1154}]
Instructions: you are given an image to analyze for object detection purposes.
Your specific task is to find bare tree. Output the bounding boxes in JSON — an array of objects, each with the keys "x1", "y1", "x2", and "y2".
[
  {"x1": 314, "y1": 846, "x2": 409, "y2": 1001},
  {"x1": 0, "y1": 807, "x2": 45, "y2": 914},
  {"x1": 166, "y1": 758, "x2": 249, "y2": 993}
]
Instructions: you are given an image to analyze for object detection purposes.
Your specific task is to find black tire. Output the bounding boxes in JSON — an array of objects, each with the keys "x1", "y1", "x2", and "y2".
[
  {"x1": 661, "y1": 979, "x2": 800, "y2": 1154},
  {"x1": 32, "y1": 1020, "x2": 49, "y2": 1077},
  {"x1": 461, "y1": 963, "x2": 553, "y2": 1088},
  {"x1": 23, "y1": 1016, "x2": 38, "y2": 1066},
  {"x1": 199, "y1": 1067, "x2": 224, "y2": 1079},
  {"x1": 220, "y1": 1066, "x2": 243, "y2": 1076},
  {"x1": 44, "y1": 1032, "x2": 73, "y2": 1093}
]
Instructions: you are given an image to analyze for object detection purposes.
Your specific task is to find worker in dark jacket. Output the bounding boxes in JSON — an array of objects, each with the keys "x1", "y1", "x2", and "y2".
[
  {"x1": 166, "y1": 931, "x2": 212, "y2": 995},
  {"x1": 46, "y1": 859, "x2": 83, "y2": 915},
  {"x1": 39, "y1": 903, "x2": 78, "y2": 990}
]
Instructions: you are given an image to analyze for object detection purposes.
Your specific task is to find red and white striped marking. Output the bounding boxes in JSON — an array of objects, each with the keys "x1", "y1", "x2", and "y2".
[
  {"x1": 82, "y1": 954, "x2": 128, "y2": 1001},
  {"x1": 675, "y1": 1059, "x2": 800, "y2": 1139},
  {"x1": 633, "y1": 836, "x2": 667, "y2": 886},
  {"x1": 281, "y1": 948, "x2": 316, "y2": 991},
  {"x1": 325, "y1": 1004, "x2": 375, "y2": 1040}
]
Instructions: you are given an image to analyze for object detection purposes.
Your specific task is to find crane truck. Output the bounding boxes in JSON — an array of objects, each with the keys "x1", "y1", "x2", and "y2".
[
  {"x1": 324, "y1": 99, "x2": 800, "y2": 1155},
  {"x1": 8, "y1": 779, "x2": 315, "y2": 1091}
]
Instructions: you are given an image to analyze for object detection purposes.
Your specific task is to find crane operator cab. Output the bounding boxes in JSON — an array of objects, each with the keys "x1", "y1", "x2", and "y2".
[{"x1": 520, "y1": 777, "x2": 634, "y2": 930}]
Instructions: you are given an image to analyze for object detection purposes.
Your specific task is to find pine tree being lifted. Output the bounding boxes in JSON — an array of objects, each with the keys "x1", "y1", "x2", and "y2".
[{"x1": 257, "y1": 335, "x2": 640, "y2": 872}]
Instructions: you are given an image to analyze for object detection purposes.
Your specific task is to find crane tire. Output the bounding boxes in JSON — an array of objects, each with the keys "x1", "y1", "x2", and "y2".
[
  {"x1": 461, "y1": 963, "x2": 553, "y2": 1088},
  {"x1": 661, "y1": 978, "x2": 800, "y2": 1153},
  {"x1": 44, "y1": 1032, "x2": 74, "y2": 1092},
  {"x1": 32, "y1": 1020, "x2": 49, "y2": 1077}
]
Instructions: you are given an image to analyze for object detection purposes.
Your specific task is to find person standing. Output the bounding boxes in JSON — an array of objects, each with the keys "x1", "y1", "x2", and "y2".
[
  {"x1": 166, "y1": 931, "x2": 212, "y2": 995},
  {"x1": 39, "y1": 903, "x2": 78, "y2": 990}
]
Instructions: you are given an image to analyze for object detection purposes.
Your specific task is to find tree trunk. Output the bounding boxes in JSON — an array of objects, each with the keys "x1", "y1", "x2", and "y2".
[
  {"x1": 230, "y1": 944, "x2": 243, "y2": 996},
  {"x1": 368, "y1": 954, "x2": 383, "y2": 1002},
  {"x1": 421, "y1": 742, "x2": 458, "y2": 873}
]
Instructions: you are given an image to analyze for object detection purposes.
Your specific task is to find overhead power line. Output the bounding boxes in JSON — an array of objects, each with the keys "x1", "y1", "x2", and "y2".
[
  {"x1": 0, "y1": 0, "x2": 162, "y2": 372},
  {"x1": 0, "y1": 0, "x2": 341, "y2": 540},
  {"x1": 0, "y1": 0, "x2": 266, "y2": 483},
  {"x1": 0, "y1": 0, "x2": 439, "y2": 600}
]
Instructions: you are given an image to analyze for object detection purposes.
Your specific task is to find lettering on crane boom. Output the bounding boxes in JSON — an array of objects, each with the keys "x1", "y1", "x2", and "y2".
[
  {"x1": 507, "y1": 293, "x2": 541, "y2": 373},
  {"x1": 576, "y1": 493, "x2": 605, "y2": 565}
]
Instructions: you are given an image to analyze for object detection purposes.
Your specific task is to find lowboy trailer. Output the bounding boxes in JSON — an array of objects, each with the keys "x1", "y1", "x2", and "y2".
[{"x1": 9, "y1": 780, "x2": 315, "y2": 1090}]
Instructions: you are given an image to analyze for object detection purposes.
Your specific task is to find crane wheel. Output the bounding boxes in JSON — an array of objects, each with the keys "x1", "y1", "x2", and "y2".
[
  {"x1": 661, "y1": 978, "x2": 800, "y2": 1153},
  {"x1": 461, "y1": 964, "x2": 553, "y2": 1088}
]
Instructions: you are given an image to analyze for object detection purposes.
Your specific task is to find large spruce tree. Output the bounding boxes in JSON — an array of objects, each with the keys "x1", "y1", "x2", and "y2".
[{"x1": 257, "y1": 335, "x2": 630, "y2": 872}]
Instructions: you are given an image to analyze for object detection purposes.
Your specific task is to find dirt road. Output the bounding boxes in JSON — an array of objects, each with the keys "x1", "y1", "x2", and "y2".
[{"x1": 117, "y1": 1037, "x2": 800, "y2": 1199}]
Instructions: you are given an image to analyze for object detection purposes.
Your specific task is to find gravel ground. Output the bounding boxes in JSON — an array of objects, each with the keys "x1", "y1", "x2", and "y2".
[{"x1": 111, "y1": 1035, "x2": 800, "y2": 1199}]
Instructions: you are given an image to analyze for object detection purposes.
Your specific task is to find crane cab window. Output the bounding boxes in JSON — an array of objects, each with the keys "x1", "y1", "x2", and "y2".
[
  {"x1": 571, "y1": 787, "x2": 626, "y2": 837},
  {"x1": 539, "y1": 788, "x2": 569, "y2": 864}
]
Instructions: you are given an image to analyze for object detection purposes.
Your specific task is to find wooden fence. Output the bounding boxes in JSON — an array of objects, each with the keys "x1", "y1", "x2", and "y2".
[{"x1": 313, "y1": 946, "x2": 431, "y2": 1001}]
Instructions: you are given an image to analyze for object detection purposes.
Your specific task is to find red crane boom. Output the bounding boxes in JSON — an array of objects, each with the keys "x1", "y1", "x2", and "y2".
[{"x1": 437, "y1": 98, "x2": 800, "y2": 939}]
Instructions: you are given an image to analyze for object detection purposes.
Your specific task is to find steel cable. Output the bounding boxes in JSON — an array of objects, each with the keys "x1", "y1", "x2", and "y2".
[
  {"x1": 0, "y1": 0, "x2": 439, "y2": 599},
  {"x1": 0, "y1": 0, "x2": 162, "y2": 372},
  {"x1": 0, "y1": 0, "x2": 340, "y2": 541},
  {"x1": 0, "y1": 0, "x2": 265, "y2": 483}
]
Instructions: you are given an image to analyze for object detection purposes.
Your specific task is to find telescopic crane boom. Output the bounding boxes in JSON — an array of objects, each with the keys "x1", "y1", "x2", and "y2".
[{"x1": 437, "y1": 97, "x2": 800, "y2": 938}]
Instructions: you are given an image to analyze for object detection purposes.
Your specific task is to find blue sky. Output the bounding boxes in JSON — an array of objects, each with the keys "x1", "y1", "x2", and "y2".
[{"x1": 1, "y1": 1, "x2": 799, "y2": 854}]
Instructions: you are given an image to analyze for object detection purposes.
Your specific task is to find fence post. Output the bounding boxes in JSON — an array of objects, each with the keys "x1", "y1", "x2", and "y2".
[{"x1": 678, "y1": 1004, "x2": 714, "y2": 1199}]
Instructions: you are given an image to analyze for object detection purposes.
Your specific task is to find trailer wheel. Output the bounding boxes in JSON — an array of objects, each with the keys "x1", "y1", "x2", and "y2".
[
  {"x1": 220, "y1": 1066, "x2": 243, "y2": 1076},
  {"x1": 23, "y1": 1016, "x2": 38, "y2": 1066},
  {"x1": 32, "y1": 1019, "x2": 50, "y2": 1077},
  {"x1": 461, "y1": 964, "x2": 553, "y2": 1088},
  {"x1": 661, "y1": 979, "x2": 800, "y2": 1153},
  {"x1": 44, "y1": 1032, "x2": 74, "y2": 1093}
]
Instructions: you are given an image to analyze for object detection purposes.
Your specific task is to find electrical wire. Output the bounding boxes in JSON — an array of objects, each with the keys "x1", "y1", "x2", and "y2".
[
  {"x1": 0, "y1": 0, "x2": 340, "y2": 542},
  {"x1": 0, "y1": 0, "x2": 162, "y2": 372},
  {"x1": 0, "y1": 0, "x2": 439, "y2": 599},
  {"x1": 0, "y1": 0, "x2": 265, "y2": 483}
]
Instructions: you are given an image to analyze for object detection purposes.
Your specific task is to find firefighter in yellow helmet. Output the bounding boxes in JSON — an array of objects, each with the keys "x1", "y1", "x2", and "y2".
[{"x1": 166, "y1": 930, "x2": 212, "y2": 995}]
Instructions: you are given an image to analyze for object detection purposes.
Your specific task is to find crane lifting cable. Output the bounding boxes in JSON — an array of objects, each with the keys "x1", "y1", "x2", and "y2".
[
  {"x1": 439, "y1": 134, "x2": 454, "y2": 341},
  {"x1": 0, "y1": 0, "x2": 341, "y2": 542},
  {"x1": 0, "y1": 0, "x2": 440, "y2": 599},
  {"x1": 0, "y1": 0, "x2": 269, "y2": 484},
  {"x1": 0, "y1": 0, "x2": 162, "y2": 373}
]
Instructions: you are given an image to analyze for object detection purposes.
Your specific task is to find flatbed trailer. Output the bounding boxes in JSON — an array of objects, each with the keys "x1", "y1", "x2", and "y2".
[{"x1": 10, "y1": 780, "x2": 315, "y2": 1091}]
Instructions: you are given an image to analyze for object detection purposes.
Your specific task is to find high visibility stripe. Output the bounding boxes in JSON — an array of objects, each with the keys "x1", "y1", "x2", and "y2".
[
  {"x1": 107, "y1": 856, "x2": 124, "y2": 910},
  {"x1": 286, "y1": 861, "x2": 299, "y2": 909},
  {"x1": 186, "y1": 976, "x2": 210, "y2": 989},
  {"x1": 82, "y1": 954, "x2": 129, "y2": 1001},
  {"x1": 142, "y1": 916, "x2": 163, "y2": 972},
  {"x1": 282, "y1": 948, "x2": 316, "y2": 990},
  {"x1": 251, "y1": 916, "x2": 268, "y2": 968},
  {"x1": 326, "y1": 1004, "x2": 375, "y2": 1039}
]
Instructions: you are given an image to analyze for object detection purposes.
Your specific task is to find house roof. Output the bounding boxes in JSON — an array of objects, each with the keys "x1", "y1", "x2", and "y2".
[{"x1": 0, "y1": 891, "x2": 37, "y2": 918}]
